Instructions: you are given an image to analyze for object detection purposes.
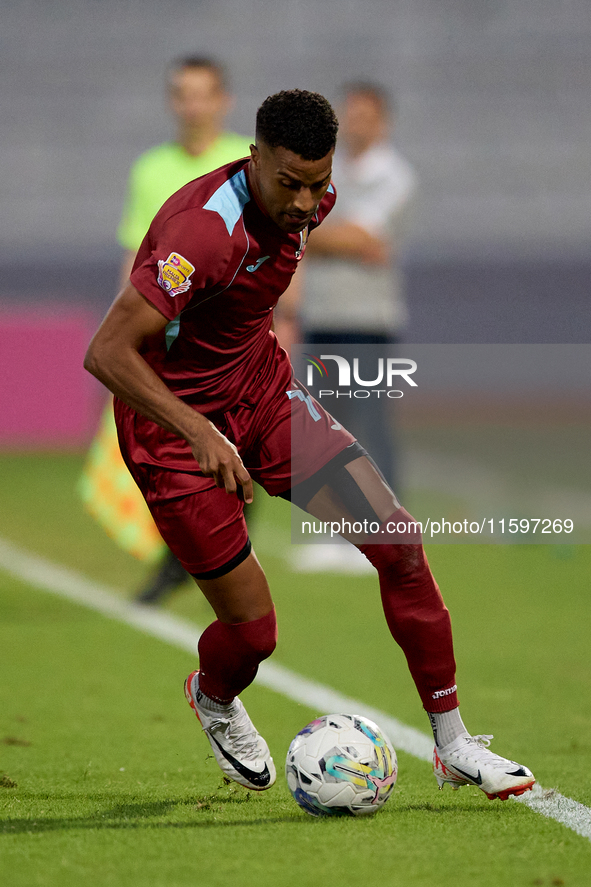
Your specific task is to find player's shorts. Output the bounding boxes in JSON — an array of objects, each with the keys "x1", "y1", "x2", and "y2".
[{"x1": 115, "y1": 371, "x2": 355, "y2": 579}]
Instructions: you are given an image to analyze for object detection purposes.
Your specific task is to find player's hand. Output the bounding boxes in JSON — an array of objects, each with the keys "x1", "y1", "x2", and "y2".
[{"x1": 190, "y1": 423, "x2": 254, "y2": 504}]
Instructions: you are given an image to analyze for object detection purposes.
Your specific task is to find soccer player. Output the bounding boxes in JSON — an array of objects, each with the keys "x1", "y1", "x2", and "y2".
[{"x1": 84, "y1": 90, "x2": 535, "y2": 800}]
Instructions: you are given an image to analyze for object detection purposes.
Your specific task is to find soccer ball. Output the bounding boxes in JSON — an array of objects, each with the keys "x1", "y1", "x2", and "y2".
[{"x1": 285, "y1": 713, "x2": 397, "y2": 817}]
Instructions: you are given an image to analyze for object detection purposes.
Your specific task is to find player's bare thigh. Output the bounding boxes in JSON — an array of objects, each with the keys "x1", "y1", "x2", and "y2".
[
  {"x1": 195, "y1": 550, "x2": 274, "y2": 624},
  {"x1": 304, "y1": 455, "x2": 400, "y2": 545}
]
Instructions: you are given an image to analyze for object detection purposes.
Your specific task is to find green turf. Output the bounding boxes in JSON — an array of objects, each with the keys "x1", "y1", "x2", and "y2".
[{"x1": 1, "y1": 453, "x2": 590, "y2": 886}]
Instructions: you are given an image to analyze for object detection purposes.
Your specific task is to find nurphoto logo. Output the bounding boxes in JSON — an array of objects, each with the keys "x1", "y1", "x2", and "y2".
[{"x1": 305, "y1": 353, "x2": 418, "y2": 399}]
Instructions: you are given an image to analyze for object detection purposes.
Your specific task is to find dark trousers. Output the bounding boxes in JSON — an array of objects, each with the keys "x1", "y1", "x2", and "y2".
[{"x1": 304, "y1": 331, "x2": 400, "y2": 494}]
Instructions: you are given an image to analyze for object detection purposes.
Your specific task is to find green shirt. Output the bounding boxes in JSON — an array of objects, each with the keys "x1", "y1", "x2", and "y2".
[{"x1": 117, "y1": 132, "x2": 252, "y2": 251}]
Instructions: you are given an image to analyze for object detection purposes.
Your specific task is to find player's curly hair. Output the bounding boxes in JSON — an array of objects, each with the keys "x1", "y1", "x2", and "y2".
[{"x1": 256, "y1": 90, "x2": 338, "y2": 160}]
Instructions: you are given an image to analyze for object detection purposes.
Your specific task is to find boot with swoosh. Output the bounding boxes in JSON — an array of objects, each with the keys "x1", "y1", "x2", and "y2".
[
  {"x1": 433, "y1": 734, "x2": 535, "y2": 800},
  {"x1": 184, "y1": 671, "x2": 276, "y2": 791}
]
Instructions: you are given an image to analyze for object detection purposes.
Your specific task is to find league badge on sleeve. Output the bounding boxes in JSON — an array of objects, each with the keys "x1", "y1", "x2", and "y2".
[{"x1": 157, "y1": 252, "x2": 195, "y2": 297}]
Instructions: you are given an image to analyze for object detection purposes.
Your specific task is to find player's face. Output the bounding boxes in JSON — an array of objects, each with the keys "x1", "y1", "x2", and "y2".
[
  {"x1": 168, "y1": 66, "x2": 230, "y2": 130},
  {"x1": 249, "y1": 142, "x2": 334, "y2": 233}
]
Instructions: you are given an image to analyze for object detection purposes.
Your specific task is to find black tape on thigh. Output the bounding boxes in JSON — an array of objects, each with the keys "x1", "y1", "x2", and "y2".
[
  {"x1": 326, "y1": 464, "x2": 381, "y2": 525},
  {"x1": 285, "y1": 442, "x2": 382, "y2": 525},
  {"x1": 282, "y1": 441, "x2": 367, "y2": 509}
]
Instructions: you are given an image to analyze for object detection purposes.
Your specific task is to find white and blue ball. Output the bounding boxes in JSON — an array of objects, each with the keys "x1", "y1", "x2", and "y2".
[{"x1": 285, "y1": 713, "x2": 398, "y2": 817}]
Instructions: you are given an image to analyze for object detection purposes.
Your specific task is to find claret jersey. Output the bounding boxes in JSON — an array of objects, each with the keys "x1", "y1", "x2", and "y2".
[{"x1": 130, "y1": 158, "x2": 336, "y2": 414}]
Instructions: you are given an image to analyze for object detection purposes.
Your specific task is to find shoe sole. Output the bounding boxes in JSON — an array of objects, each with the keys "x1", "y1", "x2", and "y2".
[
  {"x1": 484, "y1": 779, "x2": 536, "y2": 801},
  {"x1": 436, "y1": 773, "x2": 536, "y2": 801}
]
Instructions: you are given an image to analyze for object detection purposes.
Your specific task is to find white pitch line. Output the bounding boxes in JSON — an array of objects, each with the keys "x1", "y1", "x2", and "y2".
[{"x1": 0, "y1": 536, "x2": 590, "y2": 841}]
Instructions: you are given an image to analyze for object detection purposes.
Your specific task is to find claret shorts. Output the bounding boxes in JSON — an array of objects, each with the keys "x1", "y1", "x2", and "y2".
[{"x1": 115, "y1": 374, "x2": 355, "y2": 578}]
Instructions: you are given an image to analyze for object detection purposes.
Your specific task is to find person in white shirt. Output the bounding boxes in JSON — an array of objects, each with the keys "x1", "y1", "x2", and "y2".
[{"x1": 299, "y1": 82, "x2": 416, "y2": 489}]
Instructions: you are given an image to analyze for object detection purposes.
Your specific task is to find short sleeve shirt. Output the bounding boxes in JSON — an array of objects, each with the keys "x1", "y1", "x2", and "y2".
[
  {"x1": 302, "y1": 143, "x2": 416, "y2": 334},
  {"x1": 130, "y1": 158, "x2": 336, "y2": 414},
  {"x1": 117, "y1": 134, "x2": 253, "y2": 251}
]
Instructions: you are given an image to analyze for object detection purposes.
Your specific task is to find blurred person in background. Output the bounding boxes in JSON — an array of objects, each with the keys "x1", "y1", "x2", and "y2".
[
  {"x1": 302, "y1": 82, "x2": 415, "y2": 483},
  {"x1": 276, "y1": 82, "x2": 416, "y2": 572},
  {"x1": 79, "y1": 56, "x2": 252, "y2": 604},
  {"x1": 117, "y1": 56, "x2": 251, "y2": 285}
]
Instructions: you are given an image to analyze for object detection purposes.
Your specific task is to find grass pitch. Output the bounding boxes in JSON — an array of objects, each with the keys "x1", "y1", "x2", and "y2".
[{"x1": 0, "y1": 452, "x2": 590, "y2": 886}]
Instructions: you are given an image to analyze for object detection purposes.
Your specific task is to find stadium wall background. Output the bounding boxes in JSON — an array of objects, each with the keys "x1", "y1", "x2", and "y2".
[{"x1": 1, "y1": 0, "x2": 590, "y2": 443}]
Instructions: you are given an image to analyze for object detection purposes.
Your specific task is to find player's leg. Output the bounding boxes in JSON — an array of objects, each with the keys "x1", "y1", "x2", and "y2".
[
  {"x1": 293, "y1": 451, "x2": 458, "y2": 715},
  {"x1": 254, "y1": 383, "x2": 453, "y2": 711},
  {"x1": 149, "y1": 490, "x2": 277, "y2": 790},
  {"x1": 115, "y1": 401, "x2": 277, "y2": 789},
  {"x1": 193, "y1": 550, "x2": 276, "y2": 701},
  {"x1": 253, "y1": 379, "x2": 534, "y2": 799},
  {"x1": 252, "y1": 386, "x2": 462, "y2": 775},
  {"x1": 290, "y1": 451, "x2": 535, "y2": 800},
  {"x1": 183, "y1": 553, "x2": 277, "y2": 791}
]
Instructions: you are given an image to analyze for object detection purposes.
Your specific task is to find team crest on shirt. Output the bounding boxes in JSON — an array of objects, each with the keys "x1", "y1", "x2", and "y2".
[
  {"x1": 295, "y1": 226, "x2": 309, "y2": 260},
  {"x1": 157, "y1": 252, "x2": 195, "y2": 297}
]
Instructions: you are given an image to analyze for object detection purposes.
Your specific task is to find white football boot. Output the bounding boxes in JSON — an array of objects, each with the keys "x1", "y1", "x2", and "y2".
[
  {"x1": 184, "y1": 671, "x2": 276, "y2": 791},
  {"x1": 433, "y1": 734, "x2": 535, "y2": 800}
]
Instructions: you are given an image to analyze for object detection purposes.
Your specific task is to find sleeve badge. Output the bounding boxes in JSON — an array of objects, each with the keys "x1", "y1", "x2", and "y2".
[{"x1": 157, "y1": 252, "x2": 195, "y2": 297}]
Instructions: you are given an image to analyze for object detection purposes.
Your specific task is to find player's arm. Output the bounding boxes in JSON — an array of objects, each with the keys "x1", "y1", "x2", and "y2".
[
  {"x1": 306, "y1": 219, "x2": 389, "y2": 265},
  {"x1": 84, "y1": 283, "x2": 253, "y2": 502}
]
